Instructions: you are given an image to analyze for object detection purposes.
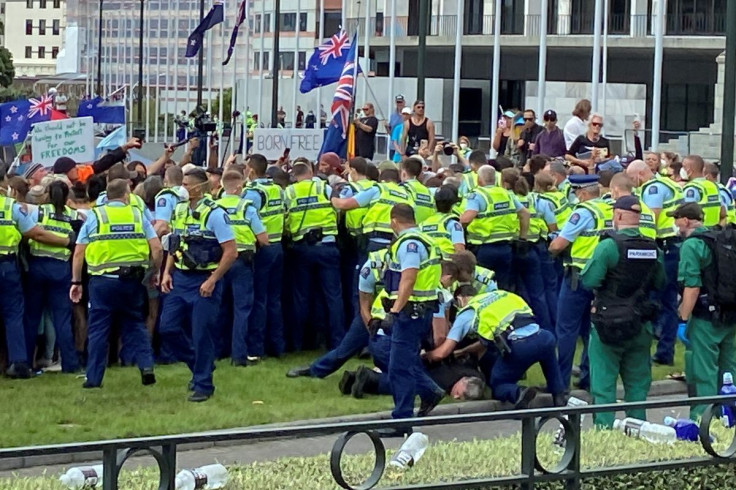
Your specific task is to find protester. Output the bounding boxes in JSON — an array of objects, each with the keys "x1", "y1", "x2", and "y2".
[
  {"x1": 533, "y1": 110, "x2": 566, "y2": 158},
  {"x1": 518, "y1": 109, "x2": 543, "y2": 162},
  {"x1": 353, "y1": 102, "x2": 379, "y2": 160},
  {"x1": 565, "y1": 114, "x2": 611, "y2": 173},
  {"x1": 563, "y1": 99, "x2": 592, "y2": 149},
  {"x1": 402, "y1": 100, "x2": 435, "y2": 157}
]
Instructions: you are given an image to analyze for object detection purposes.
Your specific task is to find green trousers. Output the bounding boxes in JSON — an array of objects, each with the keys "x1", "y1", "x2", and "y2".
[
  {"x1": 589, "y1": 324, "x2": 653, "y2": 428},
  {"x1": 685, "y1": 316, "x2": 736, "y2": 420}
]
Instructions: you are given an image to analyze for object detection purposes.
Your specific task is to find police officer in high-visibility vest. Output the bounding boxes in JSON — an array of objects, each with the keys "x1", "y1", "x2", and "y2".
[
  {"x1": 705, "y1": 161, "x2": 736, "y2": 226},
  {"x1": 460, "y1": 165, "x2": 530, "y2": 291},
  {"x1": 549, "y1": 174, "x2": 610, "y2": 390},
  {"x1": 450, "y1": 250, "x2": 498, "y2": 293},
  {"x1": 380, "y1": 204, "x2": 444, "y2": 436},
  {"x1": 217, "y1": 170, "x2": 269, "y2": 365},
  {"x1": 458, "y1": 150, "x2": 486, "y2": 197},
  {"x1": 681, "y1": 155, "x2": 725, "y2": 228},
  {"x1": 70, "y1": 179, "x2": 162, "y2": 388},
  {"x1": 285, "y1": 161, "x2": 345, "y2": 351},
  {"x1": 243, "y1": 154, "x2": 286, "y2": 359},
  {"x1": 580, "y1": 195, "x2": 665, "y2": 428},
  {"x1": 546, "y1": 160, "x2": 577, "y2": 204},
  {"x1": 609, "y1": 173, "x2": 657, "y2": 239},
  {"x1": 419, "y1": 185, "x2": 465, "y2": 258},
  {"x1": 159, "y1": 168, "x2": 237, "y2": 402},
  {"x1": 286, "y1": 247, "x2": 388, "y2": 380},
  {"x1": 627, "y1": 159, "x2": 684, "y2": 366},
  {"x1": 445, "y1": 286, "x2": 566, "y2": 408},
  {"x1": 331, "y1": 167, "x2": 412, "y2": 252},
  {"x1": 154, "y1": 165, "x2": 186, "y2": 236},
  {"x1": 401, "y1": 156, "x2": 435, "y2": 224},
  {"x1": 95, "y1": 163, "x2": 155, "y2": 224},
  {"x1": 673, "y1": 202, "x2": 736, "y2": 420},
  {"x1": 25, "y1": 181, "x2": 82, "y2": 374}
]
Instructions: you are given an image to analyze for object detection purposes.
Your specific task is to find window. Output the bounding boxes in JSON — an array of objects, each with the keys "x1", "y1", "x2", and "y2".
[
  {"x1": 264, "y1": 13, "x2": 271, "y2": 32},
  {"x1": 280, "y1": 13, "x2": 296, "y2": 32},
  {"x1": 299, "y1": 12, "x2": 307, "y2": 31},
  {"x1": 26, "y1": 0, "x2": 33, "y2": 7},
  {"x1": 280, "y1": 51, "x2": 294, "y2": 70},
  {"x1": 53, "y1": 0, "x2": 60, "y2": 7},
  {"x1": 264, "y1": 51, "x2": 270, "y2": 70},
  {"x1": 39, "y1": 0, "x2": 46, "y2": 8},
  {"x1": 26, "y1": 20, "x2": 33, "y2": 35},
  {"x1": 52, "y1": 46, "x2": 59, "y2": 58},
  {"x1": 323, "y1": 11, "x2": 341, "y2": 37},
  {"x1": 298, "y1": 51, "x2": 306, "y2": 71},
  {"x1": 38, "y1": 46, "x2": 45, "y2": 58},
  {"x1": 39, "y1": 19, "x2": 46, "y2": 35},
  {"x1": 254, "y1": 14, "x2": 261, "y2": 33},
  {"x1": 25, "y1": 46, "x2": 32, "y2": 58},
  {"x1": 53, "y1": 19, "x2": 60, "y2": 35}
]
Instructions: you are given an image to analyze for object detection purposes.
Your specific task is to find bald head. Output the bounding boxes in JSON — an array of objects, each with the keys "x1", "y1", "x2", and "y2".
[
  {"x1": 704, "y1": 162, "x2": 719, "y2": 182},
  {"x1": 625, "y1": 159, "x2": 653, "y2": 186},
  {"x1": 477, "y1": 165, "x2": 496, "y2": 186},
  {"x1": 610, "y1": 173, "x2": 634, "y2": 199},
  {"x1": 683, "y1": 155, "x2": 705, "y2": 179}
]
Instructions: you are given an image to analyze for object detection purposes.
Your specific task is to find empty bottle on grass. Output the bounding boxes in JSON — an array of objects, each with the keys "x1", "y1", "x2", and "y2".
[
  {"x1": 174, "y1": 464, "x2": 228, "y2": 490},
  {"x1": 389, "y1": 432, "x2": 429, "y2": 470},
  {"x1": 664, "y1": 417, "x2": 700, "y2": 442},
  {"x1": 59, "y1": 465, "x2": 103, "y2": 489},
  {"x1": 613, "y1": 418, "x2": 677, "y2": 444},
  {"x1": 720, "y1": 372, "x2": 736, "y2": 428}
]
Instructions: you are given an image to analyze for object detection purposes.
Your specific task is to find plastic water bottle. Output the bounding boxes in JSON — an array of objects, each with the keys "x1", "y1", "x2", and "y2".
[
  {"x1": 174, "y1": 464, "x2": 229, "y2": 490},
  {"x1": 553, "y1": 396, "x2": 588, "y2": 447},
  {"x1": 720, "y1": 372, "x2": 736, "y2": 428},
  {"x1": 613, "y1": 418, "x2": 677, "y2": 444},
  {"x1": 59, "y1": 465, "x2": 103, "y2": 489},
  {"x1": 389, "y1": 432, "x2": 429, "y2": 470},
  {"x1": 664, "y1": 417, "x2": 700, "y2": 442}
]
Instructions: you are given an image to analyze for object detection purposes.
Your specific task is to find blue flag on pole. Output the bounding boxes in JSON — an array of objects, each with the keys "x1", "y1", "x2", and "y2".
[
  {"x1": 300, "y1": 30, "x2": 362, "y2": 94},
  {"x1": 319, "y1": 35, "x2": 359, "y2": 158},
  {"x1": 95, "y1": 125, "x2": 127, "y2": 158},
  {"x1": 0, "y1": 95, "x2": 55, "y2": 146},
  {"x1": 77, "y1": 97, "x2": 125, "y2": 124},
  {"x1": 186, "y1": 1, "x2": 224, "y2": 58},
  {"x1": 223, "y1": 0, "x2": 246, "y2": 66}
]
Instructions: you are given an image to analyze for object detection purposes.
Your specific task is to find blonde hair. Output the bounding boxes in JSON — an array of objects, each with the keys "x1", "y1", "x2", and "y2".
[{"x1": 534, "y1": 171, "x2": 556, "y2": 193}]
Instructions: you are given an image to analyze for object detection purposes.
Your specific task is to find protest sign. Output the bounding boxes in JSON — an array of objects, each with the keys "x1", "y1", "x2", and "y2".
[
  {"x1": 253, "y1": 128, "x2": 324, "y2": 161},
  {"x1": 32, "y1": 117, "x2": 95, "y2": 166}
]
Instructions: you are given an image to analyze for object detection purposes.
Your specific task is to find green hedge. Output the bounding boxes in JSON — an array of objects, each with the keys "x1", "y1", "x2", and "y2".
[{"x1": 2, "y1": 428, "x2": 734, "y2": 489}]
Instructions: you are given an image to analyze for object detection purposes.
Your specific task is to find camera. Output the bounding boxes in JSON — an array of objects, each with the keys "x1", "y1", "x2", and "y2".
[
  {"x1": 442, "y1": 141, "x2": 455, "y2": 156},
  {"x1": 193, "y1": 106, "x2": 217, "y2": 133}
]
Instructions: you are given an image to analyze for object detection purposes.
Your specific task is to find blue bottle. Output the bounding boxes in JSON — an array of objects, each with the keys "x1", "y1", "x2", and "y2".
[
  {"x1": 720, "y1": 372, "x2": 736, "y2": 428},
  {"x1": 663, "y1": 417, "x2": 700, "y2": 442}
]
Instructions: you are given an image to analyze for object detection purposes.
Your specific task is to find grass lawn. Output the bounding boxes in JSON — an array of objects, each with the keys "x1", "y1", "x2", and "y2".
[{"x1": 0, "y1": 343, "x2": 685, "y2": 448}]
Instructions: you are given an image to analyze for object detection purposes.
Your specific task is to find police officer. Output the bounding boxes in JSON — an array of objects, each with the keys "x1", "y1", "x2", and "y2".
[
  {"x1": 673, "y1": 202, "x2": 736, "y2": 420},
  {"x1": 286, "y1": 247, "x2": 388, "y2": 380},
  {"x1": 627, "y1": 159, "x2": 684, "y2": 366},
  {"x1": 580, "y1": 195, "x2": 665, "y2": 428},
  {"x1": 419, "y1": 185, "x2": 465, "y2": 258},
  {"x1": 401, "y1": 156, "x2": 435, "y2": 224},
  {"x1": 681, "y1": 155, "x2": 725, "y2": 228},
  {"x1": 381, "y1": 204, "x2": 444, "y2": 435},
  {"x1": 545, "y1": 160, "x2": 577, "y2": 204},
  {"x1": 450, "y1": 250, "x2": 498, "y2": 293},
  {"x1": 458, "y1": 150, "x2": 486, "y2": 197},
  {"x1": 217, "y1": 170, "x2": 269, "y2": 365},
  {"x1": 159, "y1": 168, "x2": 237, "y2": 402},
  {"x1": 460, "y1": 165, "x2": 530, "y2": 291},
  {"x1": 332, "y1": 166, "x2": 412, "y2": 253},
  {"x1": 243, "y1": 153, "x2": 286, "y2": 359},
  {"x1": 704, "y1": 161, "x2": 736, "y2": 226},
  {"x1": 70, "y1": 179, "x2": 161, "y2": 388},
  {"x1": 154, "y1": 165, "x2": 186, "y2": 236},
  {"x1": 284, "y1": 161, "x2": 345, "y2": 350},
  {"x1": 96, "y1": 163, "x2": 155, "y2": 224},
  {"x1": 609, "y1": 173, "x2": 657, "y2": 239},
  {"x1": 442, "y1": 286, "x2": 566, "y2": 408},
  {"x1": 25, "y1": 181, "x2": 82, "y2": 374},
  {"x1": 549, "y1": 174, "x2": 610, "y2": 390}
]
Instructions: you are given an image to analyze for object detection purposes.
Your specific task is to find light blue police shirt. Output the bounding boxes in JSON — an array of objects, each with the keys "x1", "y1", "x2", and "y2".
[{"x1": 77, "y1": 201, "x2": 157, "y2": 244}]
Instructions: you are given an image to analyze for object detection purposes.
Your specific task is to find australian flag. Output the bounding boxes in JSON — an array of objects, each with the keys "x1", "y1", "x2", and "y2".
[
  {"x1": 319, "y1": 35, "x2": 359, "y2": 158},
  {"x1": 223, "y1": 0, "x2": 246, "y2": 65},
  {"x1": 300, "y1": 30, "x2": 362, "y2": 94},
  {"x1": 186, "y1": 1, "x2": 224, "y2": 58},
  {"x1": 77, "y1": 96, "x2": 125, "y2": 124},
  {"x1": 0, "y1": 95, "x2": 64, "y2": 146}
]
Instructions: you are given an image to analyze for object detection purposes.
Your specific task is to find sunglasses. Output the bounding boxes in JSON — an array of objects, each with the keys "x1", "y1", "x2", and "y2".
[
  {"x1": 361, "y1": 107, "x2": 370, "y2": 111},
  {"x1": 543, "y1": 117, "x2": 556, "y2": 122},
  {"x1": 591, "y1": 122, "x2": 603, "y2": 127},
  {"x1": 416, "y1": 105, "x2": 425, "y2": 109},
  {"x1": 523, "y1": 117, "x2": 534, "y2": 121}
]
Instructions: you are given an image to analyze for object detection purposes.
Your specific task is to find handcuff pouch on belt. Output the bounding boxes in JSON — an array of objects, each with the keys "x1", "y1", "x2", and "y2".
[
  {"x1": 178, "y1": 236, "x2": 223, "y2": 268},
  {"x1": 238, "y1": 250, "x2": 255, "y2": 265},
  {"x1": 116, "y1": 266, "x2": 145, "y2": 280},
  {"x1": 302, "y1": 229, "x2": 324, "y2": 246}
]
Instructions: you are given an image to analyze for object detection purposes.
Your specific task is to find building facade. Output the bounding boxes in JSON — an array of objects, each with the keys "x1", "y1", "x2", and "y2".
[{"x1": 3, "y1": 0, "x2": 67, "y2": 77}]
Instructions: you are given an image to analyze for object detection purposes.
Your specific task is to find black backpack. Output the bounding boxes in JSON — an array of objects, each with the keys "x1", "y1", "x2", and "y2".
[{"x1": 695, "y1": 228, "x2": 736, "y2": 321}]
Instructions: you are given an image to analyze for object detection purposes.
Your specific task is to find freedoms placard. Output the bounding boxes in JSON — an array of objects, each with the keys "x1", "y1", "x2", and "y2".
[
  {"x1": 32, "y1": 117, "x2": 95, "y2": 166},
  {"x1": 253, "y1": 128, "x2": 324, "y2": 161}
]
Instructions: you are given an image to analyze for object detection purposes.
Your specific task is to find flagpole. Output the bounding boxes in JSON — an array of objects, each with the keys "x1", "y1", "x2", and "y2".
[
  {"x1": 350, "y1": 1, "x2": 361, "y2": 119},
  {"x1": 271, "y1": 0, "x2": 281, "y2": 128},
  {"x1": 154, "y1": 2, "x2": 162, "y2": 143},
  {"x1": 361, "y1": 0, "x2": 370, "y2": 104},
  {"x1": 230, "y1": 0, "x2": 239, "y2": 156},
  {"x1": 257, "y1": 0, "x2": 264, "y2": 124},
  {"x1": 292, "y1": 0, "x2": 300, "y2": 128},
  {"x1": 145, "y1": 2, "x2": 151, "y2": 142},
  {"x1": 451, "y1": 0, "x2": 462, "y2": 143},
  {"x1": 242, "y1": 3, "x2": 250, "y2": 154},
  {"x1": 489, "y1": 0, "x2": 501, "y2": 151},
  {"x1": 591, "y1": 0, "x2": 603, "y2": 113},
  {"x1": 171, "y1": 0, "x2": 180, "y2": 141},
  {"x1": 536, "y1": 0, "x2": 548, "y2": 122},
  {"x1": 601, "y1": 0, "x2": 609, "y2": 121},
  {"x1": 217, "y1": 7, "x2": 225, "y2": 166},
  {"x1": 196, "y1": 0, "x2": 205, "y2": 107},
  {"x1": 207, "y1": 29, "x2": 214, "y2": 115},
  {"x1": 386, "y1": 0, "x2": 395, "y2": 154},
  {"x1": 128, "y1": 10, "x2": 134, "y2": 137},
  {"x1": 316, "y1": 0, "x2": 324, "y2": 127},
  {"x1": 137, "y1": 0, "x2": 144, "y2": 129}
]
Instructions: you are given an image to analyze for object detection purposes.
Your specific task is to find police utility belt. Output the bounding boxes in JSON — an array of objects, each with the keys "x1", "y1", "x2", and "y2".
[
  {"x1": 490, "y1": 315, "x2": 537, "y2": 357},
  {"x1": 376, "y1": 297, "x2": 439, "y2": 335},
  {"x1": 103, "y1": 266, "x2": 145, "y2": 281},
  {"x1": 167, "y1": 234, "x2": 223, "y2": 270}
]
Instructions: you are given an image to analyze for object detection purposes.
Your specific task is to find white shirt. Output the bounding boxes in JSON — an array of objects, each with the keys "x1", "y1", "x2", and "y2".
[{"x1": 563, "y1": 116, "x2": 587, "y2": 150}]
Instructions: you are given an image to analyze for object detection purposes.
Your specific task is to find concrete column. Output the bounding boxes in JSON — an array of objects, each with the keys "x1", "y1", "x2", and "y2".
[{"x1": 558, "y1": 0, "x2": 571, "y2": 35}]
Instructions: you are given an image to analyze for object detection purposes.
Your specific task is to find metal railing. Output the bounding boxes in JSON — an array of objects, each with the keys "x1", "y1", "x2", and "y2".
[{"x1": 1, "y1": 396, "x2": 735, "y2": 490}]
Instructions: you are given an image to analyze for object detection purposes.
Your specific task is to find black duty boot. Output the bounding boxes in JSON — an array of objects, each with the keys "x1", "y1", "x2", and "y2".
[
  {"x1": 338, "y1": 371, "x2": 356, "y2": 395},
  {"x1": 351, "y1": 366, "x2": 380, "y2": 399}
]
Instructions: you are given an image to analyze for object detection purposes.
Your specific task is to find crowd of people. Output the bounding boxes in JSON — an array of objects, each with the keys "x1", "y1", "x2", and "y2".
[{"x1": 0, "y1": 96, "x2": 734, "y2": 436}]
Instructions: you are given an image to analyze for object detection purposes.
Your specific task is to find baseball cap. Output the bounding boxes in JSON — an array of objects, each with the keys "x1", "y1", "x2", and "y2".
[
  {"x1": 53, "y1": 157, "x2": 76, "y2": 175},
  {"x1": 503, "y1": 110, "x2": 516, "y2": 118},
  {"x1": 395, "y1": 94, "x2": 405, "y2": 102},
  {"x1": 613, "y1": 195, "x2": 642, "y2": 213},
  {"x1": 667, "y1": 202, "x2": 704, "y2": 221},
  {"x1": 543, "y1": 110, "x2": 557, "y2": 121},
  {"x1": 401, "y1": 107, "x2": 412, "y2": 115}
]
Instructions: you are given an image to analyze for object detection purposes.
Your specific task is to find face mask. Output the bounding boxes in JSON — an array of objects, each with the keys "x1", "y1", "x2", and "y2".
[
  {"x1": 679, "y1": 168, "x2": 689, "y2": 181},
  {"x1": 348, "y1": 172, "x2": 354, "y2": 182},
  {"x1": 176, "y1": 186, "x2": 189, "y2": 202},
  {"x1": 459, "y1": 143, "x2": 468, "y2": 150}
]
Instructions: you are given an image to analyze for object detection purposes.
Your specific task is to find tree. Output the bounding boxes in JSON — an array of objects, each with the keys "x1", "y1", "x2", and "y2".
[
  {"x1": 210, "y1": 88, "x2": 233, "y2": 122},
  {"x1": 0, "y1": 47, "x2": 15, "y2": 88}
]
